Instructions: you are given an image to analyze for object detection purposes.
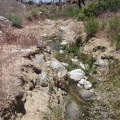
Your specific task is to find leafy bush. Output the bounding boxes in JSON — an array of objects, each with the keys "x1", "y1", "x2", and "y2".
[
  {"x1": 83, "y1": 2, "x2": 99, "y2": 17},
  {"x1": 109, "y1": 17, "x2": 120, "y2": 49},
  {"x1": 6, "y1": 13, "x2": 22, "y2": 28},
  {"x1": 77, "y1": 11, "x2": 86, "y2": 21},
  {"x1": 77, "y1": 0, "x2": 120, "y2": 21},
  {"x1": 77, "y1": 2, "x2": 100, "y2": 21},
  {"x1": 84, "y1": 18, "x2": 99, "y2": 36}
]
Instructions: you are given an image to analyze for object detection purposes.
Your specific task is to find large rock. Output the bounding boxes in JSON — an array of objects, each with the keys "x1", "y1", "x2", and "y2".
[
  {"x1": 46, "y1": 60, "x2": 66, "y2": 73},
  {"x1": 39, "y1": 71, "x2": 48, "y2": 87},
  {"x1": 59, "y1": 50, "x2": 64, "y2": 54},
  {"x1": 76, "y1": 88, "x2": 95, "y2": 101},
  {"x1": 35, "y1": 54, "x2": 45, "y2": 64},
  {"x1": 0, "y1": 16, "x2": 10, "y2": 23},
  {"x1": 71, "y1": 58, "x2": 78, "y2": 63},
  {"x1": 68, "y1": 69, "x2": 85, "y2": 81},
  {"x1": 43, "y1": 46, "x2": 51, "y2": 54},
  {"x1": 77, "y1": 79, "x2": 92, "y2": 90},
  {"x1": 64, "y1": 100, "x2": 81, "y2": 120},
  {"x1": 45, "y1": 19, "x2": 54, "y2": 25}
]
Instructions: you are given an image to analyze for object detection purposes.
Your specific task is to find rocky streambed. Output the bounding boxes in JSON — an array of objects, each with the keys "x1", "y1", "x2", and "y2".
[
  {"x1": 1, "y1": 18, "x2": 119, "y2": 120},
  {"x1": 17, "y1": 33, "x2": 109, "y2": 120}
]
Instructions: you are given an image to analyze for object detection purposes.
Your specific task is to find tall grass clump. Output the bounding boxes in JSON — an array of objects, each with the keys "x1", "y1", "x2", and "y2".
[
  {"x1": 84, "y1": 18, "x2": 99, "y2": 37},
  {"x1": 109, "y1": 16, "x2": 120, "y2": 49},
  {"x1": 31, "y1": 9, "x2": 38, "y2": 18},
  {"x1": 27, "y1": 9, "x2": 38, "y2": 21},
  {"x1": 6, "y1": 13, "x2": 22, "y2": 28},
  {"x1": 78, "y1": 52, "x2": 96, "y2": 75}
]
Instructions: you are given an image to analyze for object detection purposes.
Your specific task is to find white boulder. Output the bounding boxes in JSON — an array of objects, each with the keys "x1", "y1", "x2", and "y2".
[
  {"x1": 71, "y1": 58, "x2": 78, "y2": 63},
  {"x1": 35, "y1": 54, "x2": 45, "y2": 64},
  {"x1": 80, "y1": 62, "x2": 86, "y2": 69},
  {"x1": 94, "y1": 59, "x2": 109, "y2": 67},
  {"x1": 77, "y1": 79, "x2": 92, "y2": 90},
  {"x1": 0, "y1": 16, "x2": 10, "y2": 23},
  {"x1": 68, "y1": 69, "x2": 85, "y2": 81},
  {"x1": 39, "y1": 71, "x2": 48, "y2": 87},
  {"x1": 59, "y1": 50, "x2": 64, "y2": 54},
  {"x1": 60, "y1": 41, "x2": 68, "y2": 45},
  {"x1": 46, "y1": 60, "x2": 66, "y2": 73}
]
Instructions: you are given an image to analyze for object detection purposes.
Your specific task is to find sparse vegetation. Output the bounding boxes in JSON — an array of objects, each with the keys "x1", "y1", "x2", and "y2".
[
  {"x1": 108, "y1": 60, "x2": 120, "y2": 88},
  {"x1": 48, "y1": 14, "x2": 57, "y2": 20},
  {"x1": 46, "y1": 109, "x2": 62, "y2": 120},
  {"x1": 78, "y1": 52, "x2": 96, "y2": 75},
  {"x1": 46, "y1": 104, "x2": 64, "y2": 120}
]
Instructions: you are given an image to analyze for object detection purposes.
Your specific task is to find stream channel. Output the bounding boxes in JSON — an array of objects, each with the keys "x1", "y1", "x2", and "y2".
[{"x1": 45, "y1": 36, "x2": 95, "y2": 120}]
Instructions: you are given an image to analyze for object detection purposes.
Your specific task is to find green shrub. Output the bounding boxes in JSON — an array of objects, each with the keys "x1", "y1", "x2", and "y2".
[
  {"x1": 6, "y1": 13, "x2": 22, "y2": 28},
  {"x1": 83, "y1": 2, "x2": 98, "y2": 17},
  {"x1": 27, "y1": 14, "x2": 33, "y2": 21},
  {"x1": 109, "y1": 17, "x2": 120, "y2": 49},
  {"x1": 77, "y1": 11, "x2": 86, "y2": 21},
  {"x1": 77, "y1": 2, "x2": 99, "y2": 21},
  {"x1": 77, "y1": 0, "x2": 120, "y2": 21},
  {"x1": 84, "y1": 18, "x2": 99, "y2": 36}
]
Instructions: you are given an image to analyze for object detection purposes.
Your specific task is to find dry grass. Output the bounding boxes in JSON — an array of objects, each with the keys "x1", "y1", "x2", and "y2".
[
  {"x1": 0, "y1": 0, "x2": 26, "y2": 16},
  {"x1": 0, "y1": 20, "x2": 45, "y2": 118}
]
